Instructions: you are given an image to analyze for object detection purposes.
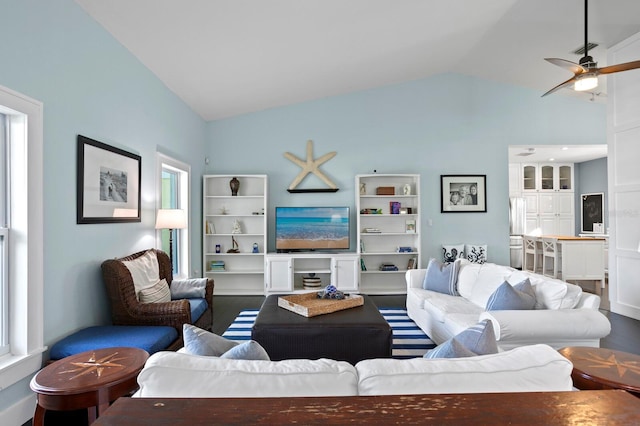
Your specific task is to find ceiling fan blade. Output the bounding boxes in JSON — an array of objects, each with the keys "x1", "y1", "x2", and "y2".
[
  {"x1": 541, "y1": 76, "x2": 578, "y2": 97},
  {"x1": 545, "y1": 58, "x2": 587, "y2": 75},
  {"x1": 597, "y1": 60, "x2": 640, "y2": 75}
]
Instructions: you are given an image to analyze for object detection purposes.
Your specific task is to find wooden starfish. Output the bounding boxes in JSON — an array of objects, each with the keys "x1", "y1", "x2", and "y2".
[{"x1": 284, "y1": 140, "x2": 337, "y2": 190}]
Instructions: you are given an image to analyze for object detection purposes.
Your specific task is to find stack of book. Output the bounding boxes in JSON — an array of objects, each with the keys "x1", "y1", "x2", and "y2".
[
  {"x1": 379, "y1": 264, "x2": 399, "y2": 271},
  {"x1": 209, "y1": 260, "x2": 225, "y2": 271}
]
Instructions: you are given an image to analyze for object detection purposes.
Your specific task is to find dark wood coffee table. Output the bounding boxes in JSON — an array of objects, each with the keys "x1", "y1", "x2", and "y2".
[
  {"x1": 252, "y1": 294, "x2": 392, "y2": 364},
  {"x1": 559, "y1": 347, "x2": 640, "y2": 396},
  {"x1": 30, "y1": 347, "x2": 149, "y2": 425},
  {"x1": 93, "y1": 390, "x2": 640, "y2": 425}
]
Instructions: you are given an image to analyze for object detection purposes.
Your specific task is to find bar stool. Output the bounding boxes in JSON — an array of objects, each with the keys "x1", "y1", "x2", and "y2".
[
  {"x1": 523, "y1": 236, "x2": 541, "y2": 273},
  {"x1": 541, "y1": 237, "x2": 561, "y2": 279}
]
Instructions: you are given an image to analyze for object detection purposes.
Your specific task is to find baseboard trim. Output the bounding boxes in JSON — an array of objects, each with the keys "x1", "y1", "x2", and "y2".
[{"x1": 0, "y1": 394, "x2": 35, "y2": 426}]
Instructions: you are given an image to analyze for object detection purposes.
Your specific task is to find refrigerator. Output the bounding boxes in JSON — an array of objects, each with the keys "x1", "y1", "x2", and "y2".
[{"x1": 509, "y1": 197, "x2": 526, "y2": 269}]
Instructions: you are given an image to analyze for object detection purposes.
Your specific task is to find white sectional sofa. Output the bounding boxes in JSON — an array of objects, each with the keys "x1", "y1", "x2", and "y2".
[
  {"x1": 406, "y1": 261, "x2": 611, "y2": 351},
  {"x1": 134, "y1": 344, "x2": 573, "y2": 398}
]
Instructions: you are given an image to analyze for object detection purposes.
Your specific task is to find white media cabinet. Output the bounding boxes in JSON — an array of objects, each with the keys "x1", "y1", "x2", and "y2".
[{"x1": 265, "y1": 253, "x2": 359, "y2": 295}]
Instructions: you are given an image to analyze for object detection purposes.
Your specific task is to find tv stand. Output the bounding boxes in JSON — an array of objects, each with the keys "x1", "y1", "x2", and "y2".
[{"x1": 265, "y1": 252, "x2": 359, "y2": 295}]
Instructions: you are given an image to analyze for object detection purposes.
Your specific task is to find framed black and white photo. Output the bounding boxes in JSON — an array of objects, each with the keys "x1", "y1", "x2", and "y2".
[
  {"x1": 441, "y1": 175, "x2": 486, "y2": 213},
  {"x1": 77, "y1": 135, "x2": 141, "y2": 224}
]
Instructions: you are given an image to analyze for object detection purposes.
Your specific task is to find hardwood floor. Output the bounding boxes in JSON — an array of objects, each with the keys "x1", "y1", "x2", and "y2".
[{"x1": 212, "y1": 293, "x2": 640, "y2": 356}]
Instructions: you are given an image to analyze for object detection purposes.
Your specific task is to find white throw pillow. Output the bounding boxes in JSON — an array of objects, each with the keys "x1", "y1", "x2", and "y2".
[
  {"x1": 138, "y1": 278, "x2": 171, "y2": 304},
  {"x1": 122, "y1": 250, "x2": 160, "y2": 300}
]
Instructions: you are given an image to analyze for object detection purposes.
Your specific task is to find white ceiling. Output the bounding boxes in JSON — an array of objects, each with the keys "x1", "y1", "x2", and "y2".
[
  {"x1": 74, "y1": 0, "x2": 640, "y2": 121},
  {"x1": 508, "y1": 144, "x2": 607, "y2": 163}
]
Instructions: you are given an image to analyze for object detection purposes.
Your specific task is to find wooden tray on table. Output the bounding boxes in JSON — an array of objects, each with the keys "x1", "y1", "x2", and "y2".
[{"x1": 278, "y1": 293, "x2": 364, "y2": 317}]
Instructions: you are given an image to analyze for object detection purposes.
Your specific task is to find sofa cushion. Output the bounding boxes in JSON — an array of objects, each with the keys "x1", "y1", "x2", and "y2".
[
  {"x1": 422, "y1": 258, "x2": 461, "y2": 295},
  {"x1": 442, "y1": 244, "x2": 465, "y2": 263},
  {"x1": 464, "y1": 263, "x2": 516, "y2": 308},
  {"x1": 138, "y1": 278, "x2": 171, "y2": 304},
  {"x1": 135, "y1": 352, "x2": 359, "y2": 398},
  {"x1": 421, "y1": 290, "x2": 483, "y2": 323},
  {"x1": 506, "y1": 271, "x2": 582, "y2": 310},
  {"x1": 356, "y1": 344, "x2": 573, "y2": 395},
  {"x1": 122, "y1": 249, "x2": 160, "y2": 300},
  {"x1": 184, "y1": 324, "x2": 268, "y2": 360},
  {"x1": 486, "y1": 279, "x2": 536, "y2": 311},
  {"x1": 187, "y1": 298, "x2": 208, "y2": 322}
]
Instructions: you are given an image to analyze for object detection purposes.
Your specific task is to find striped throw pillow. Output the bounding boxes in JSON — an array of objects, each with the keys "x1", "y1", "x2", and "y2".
[{"x1": 138, "y1": 278, "x2": 171, "y2": 303}]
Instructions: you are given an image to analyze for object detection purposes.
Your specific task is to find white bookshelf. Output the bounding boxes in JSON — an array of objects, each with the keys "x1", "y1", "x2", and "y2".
[
  {"x1": 356, "y1": 174, "x2": 421, "y2": 294},
  {"x1": 203, "y1": 174, "x2": 267, "y2": 295}
]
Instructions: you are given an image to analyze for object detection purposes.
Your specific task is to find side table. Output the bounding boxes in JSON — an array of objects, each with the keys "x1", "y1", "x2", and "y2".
[
  {"x1": 559, "y1": 346, "x2": 640, "y2": 396},
  {"x1": 30, "y1": 346, "x2": 149, "y2": 425}
]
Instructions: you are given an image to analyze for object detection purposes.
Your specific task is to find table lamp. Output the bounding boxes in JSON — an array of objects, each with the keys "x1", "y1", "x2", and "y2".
[{"x1": 155, "y1": 209, "x2": 187, "y2": 270}]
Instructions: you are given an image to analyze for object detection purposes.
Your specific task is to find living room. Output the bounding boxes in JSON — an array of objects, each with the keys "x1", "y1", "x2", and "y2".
[{"x1": 2, "y1": 1, "x2": 640, "y2": 424}]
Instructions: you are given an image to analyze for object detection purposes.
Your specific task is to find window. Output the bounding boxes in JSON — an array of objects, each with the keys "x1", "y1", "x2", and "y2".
[
  {"x1": 156, "y1": 153, "x2": 190, "y2": 277},
  {"x1": 0, "y1": 85, "x2": 44, "y2": 390}
]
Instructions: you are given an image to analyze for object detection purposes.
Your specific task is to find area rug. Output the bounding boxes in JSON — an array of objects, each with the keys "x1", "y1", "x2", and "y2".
[{"x1": 222, "y1": 307, "x2": 436, "y2": 359}]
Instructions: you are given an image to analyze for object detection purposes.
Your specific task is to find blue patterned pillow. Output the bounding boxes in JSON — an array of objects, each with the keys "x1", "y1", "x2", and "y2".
[
  {"x1": 486, "y1": 278, "x2": 536, "y2": 311},
  {"x1": 424, "y1": 319, "x2": 498, "y2": 358},
  {"x1": 422, "y1": 258, "x2": 461, "y2": 295},
  {"x1": 183, "y1": 324, "x2": 270, "y2": 360}
]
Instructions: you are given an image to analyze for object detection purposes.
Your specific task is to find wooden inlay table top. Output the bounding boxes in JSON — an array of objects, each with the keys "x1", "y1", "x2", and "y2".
[
  {"x1": 559, "y1": 346, "x2": 640, "y2": 396},
  {"x1": 30, "y1": 347, "x2": 148, "y2": 425},
  {"x1": 93, "y1": 390, "x2": 640, "y2": 425}
]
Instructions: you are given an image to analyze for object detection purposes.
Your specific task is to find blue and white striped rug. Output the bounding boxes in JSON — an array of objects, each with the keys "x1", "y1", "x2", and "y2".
[{"x1": 222, "y1": 308, "x2": 436, "y2": 359}]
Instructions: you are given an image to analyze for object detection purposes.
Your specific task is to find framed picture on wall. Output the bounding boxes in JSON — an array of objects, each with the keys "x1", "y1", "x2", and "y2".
[
  {"x1": 77, "y1": 135, "x2": 141, "y2": 224},
  {"x1": 440, "y1": 175, "x2": 487, "y2": 213},
  {"x1": 581, "y1": 192, "x2": 605, "y2": 233}
]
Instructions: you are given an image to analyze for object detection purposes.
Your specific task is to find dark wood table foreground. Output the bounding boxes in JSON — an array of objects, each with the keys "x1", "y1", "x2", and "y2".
[
  {"x1": 93, "y1": 390, "x2": 640, "y2": 425},
  {"x1": 559, "y1": 346, "x2": 640, "y2": 396},
  {"x1": 30, "y1": 347, "x2": 148, "y2": 425}
]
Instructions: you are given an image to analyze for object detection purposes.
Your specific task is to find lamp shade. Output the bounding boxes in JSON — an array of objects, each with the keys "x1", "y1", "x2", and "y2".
[{"x1": 155, "y1": 209, "x2": 187, "y2": 229}]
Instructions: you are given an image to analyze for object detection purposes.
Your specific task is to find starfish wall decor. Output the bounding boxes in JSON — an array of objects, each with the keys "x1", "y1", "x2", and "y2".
[{"x1": 284, "y1": 140, "x2": 338, "y2": 192}]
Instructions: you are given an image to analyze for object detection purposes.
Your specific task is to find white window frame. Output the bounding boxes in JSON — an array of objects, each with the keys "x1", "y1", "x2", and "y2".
[
  {"x1": 156, "y1": 153, "x2": 191, "y2": 278},
  {"x1": 0, "y1": 85, "x2": 45, "y2": 389}
]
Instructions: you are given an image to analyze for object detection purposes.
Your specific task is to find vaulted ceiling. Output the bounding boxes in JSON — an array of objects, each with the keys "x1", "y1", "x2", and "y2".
[{"x1": 74, "y1": 0, "x2": 640, "y2": 121}]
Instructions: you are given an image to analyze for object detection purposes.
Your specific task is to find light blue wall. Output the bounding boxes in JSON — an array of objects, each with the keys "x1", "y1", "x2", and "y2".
[
  {"x1": 0, "y1": 0, "x2": 207, "y2": 414},
  {"x1": 575, "y1": 157, "x2": 609, "y2": 234},
  {"x1": 208, "y1": 74, "x2": 606, "y2": 264}
]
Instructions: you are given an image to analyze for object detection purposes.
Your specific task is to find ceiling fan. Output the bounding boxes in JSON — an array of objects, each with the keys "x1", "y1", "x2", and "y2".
[{"x1": 542, "y1": 0, "x2": 640, "y2": 97}]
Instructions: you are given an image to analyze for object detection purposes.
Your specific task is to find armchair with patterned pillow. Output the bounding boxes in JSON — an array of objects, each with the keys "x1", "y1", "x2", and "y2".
[{"x1": 101, "y1": 249, "x2": 214, "y2": 344}]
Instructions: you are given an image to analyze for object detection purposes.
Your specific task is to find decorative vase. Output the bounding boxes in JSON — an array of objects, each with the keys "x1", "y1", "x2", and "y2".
[{"x1": 229, "y1": 177, "x2": 239, "y2": 196}]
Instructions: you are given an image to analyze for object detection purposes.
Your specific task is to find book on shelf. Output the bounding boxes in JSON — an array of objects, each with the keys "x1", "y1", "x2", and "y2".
[
  {"x1": 407, "y1": 257, "x2": 417, "y2": 270},
  {"x1": 205, "y1": 221, "x2": 215, "y2": 234},
  {"x1": 360, "y1": 258, "x2": 367, "y2": 271},
  {"x1": 359, "y1": 239, "x2": 365, "y2": 253},
  {"x1": 405, "y1": 219, "x2": 416, "y2": 233},
  {"x1": 390, "y1": 201, "x2": 401, "y2": 214}
]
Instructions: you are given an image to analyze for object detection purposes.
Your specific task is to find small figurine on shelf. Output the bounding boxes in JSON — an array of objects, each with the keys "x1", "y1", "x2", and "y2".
[
  {"x1": 230, "y1": 177, "x2": 240, "y2": 196},
  {"x1": 227, "y1": 236, "x2": 240, "y2": 253},
  {"x1": 252, "y1": 243, "x2": 259, "y2": 253},
  {"x1": 231, "y1": 219, "x2": 242, "y2": 234}
]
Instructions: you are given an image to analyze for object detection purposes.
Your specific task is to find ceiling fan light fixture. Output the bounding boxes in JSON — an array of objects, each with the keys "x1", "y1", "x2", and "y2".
[{"x1": 574, "y1": 73, "x2": 598, "y2": 91}]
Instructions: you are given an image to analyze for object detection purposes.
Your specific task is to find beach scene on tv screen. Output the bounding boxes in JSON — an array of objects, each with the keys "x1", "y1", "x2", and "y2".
[{"x1": 276, "y1": 207, "x2": 349, "y2": 250}]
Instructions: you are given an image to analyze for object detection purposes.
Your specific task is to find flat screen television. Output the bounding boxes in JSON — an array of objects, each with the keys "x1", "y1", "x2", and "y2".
[{"x1": 275, "y1": 206, "x2": 350, "y2": 252}]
